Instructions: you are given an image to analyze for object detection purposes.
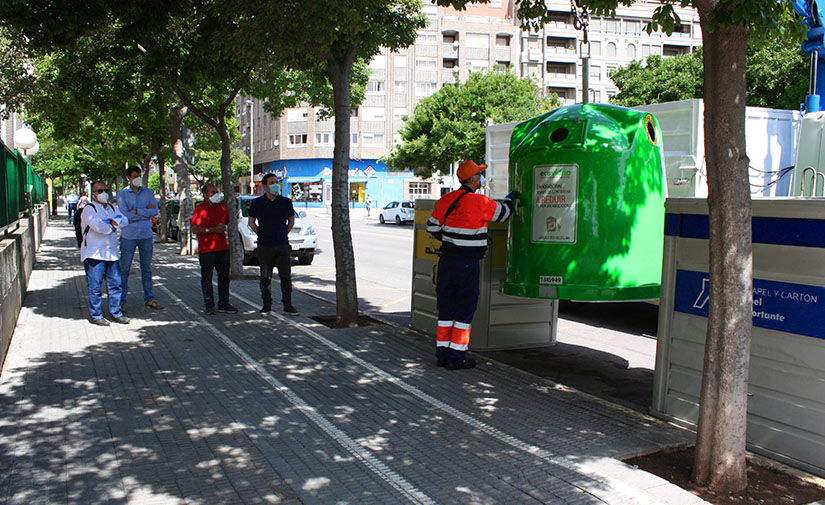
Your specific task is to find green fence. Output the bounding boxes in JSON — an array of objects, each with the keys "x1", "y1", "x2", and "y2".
[{"x1": 1, "y1": 143, "x2": 47, "y2": 230}]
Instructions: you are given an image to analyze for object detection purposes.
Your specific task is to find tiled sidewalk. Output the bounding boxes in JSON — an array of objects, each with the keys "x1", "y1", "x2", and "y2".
[{"x1": 0, "y1": 218, "x2": 707, "y2": 505}]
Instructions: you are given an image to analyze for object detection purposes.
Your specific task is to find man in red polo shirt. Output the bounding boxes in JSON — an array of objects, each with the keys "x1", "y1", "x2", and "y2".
[{"x1": 191, "y1": 183, "x2": 239, "y2": 315}]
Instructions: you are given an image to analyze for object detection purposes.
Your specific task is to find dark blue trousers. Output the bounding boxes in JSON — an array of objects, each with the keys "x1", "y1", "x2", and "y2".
[{"x1": 435, "y1": 254, "x2": 480, "y2": 363}]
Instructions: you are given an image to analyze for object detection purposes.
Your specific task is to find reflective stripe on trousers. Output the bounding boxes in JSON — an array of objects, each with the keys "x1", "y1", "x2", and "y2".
[{"x1": 435, "y1": 254, "x2": 480, "y2": 362}]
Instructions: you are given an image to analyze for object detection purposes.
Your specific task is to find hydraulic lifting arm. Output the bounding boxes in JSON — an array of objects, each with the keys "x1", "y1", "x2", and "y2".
[{"x1": 791, "y1": 0, "x2": 825, "y2": 111}]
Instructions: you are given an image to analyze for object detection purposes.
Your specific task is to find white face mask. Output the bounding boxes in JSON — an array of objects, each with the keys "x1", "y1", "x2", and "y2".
[
  {"x1": 268, "y1": 183, "x2": 279, "y2": 194},
  {"x1": 97, "y1": 191, "x2": 109, "y2": 204},
  {"x1": 209, "y1": 192, "x2": 224, "y2": 204},
  {"x1": 131, "y1": 177, "x2": 143, "y2": 188}
]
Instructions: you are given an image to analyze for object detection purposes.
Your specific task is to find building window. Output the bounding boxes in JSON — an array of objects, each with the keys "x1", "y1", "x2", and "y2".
[
  {"x1": 624, "y1": 20, "x2": 641, "y2": 35},
  {"x1": 590, "y1": 65, "x2": 601, "y2": 79},
  {"x1": 409, "y1": 182, "x2": 431, "y2": 196},
  {"x1": 393, "y1": 108, "x2": 407, "y2": 120},
  {"x1": 466, "y1": 33, "x2": 489, "y2": 48},
  {"x1": 363, "y1": 133, "x2": 385, "y2": 146},
  {"x1": 417, "y1": 32, "x2": 437, "y2": 44},
  {"x1": 394, "y1": 80, "x2": 407, "y2": 93},
  {"x1": 627, "y1": 44, "x2": 637, "y2": 60},
  {"x1": 315, "y1": 132, "x2": 333, "y2": 146},
  {"x1": 605, "y1": 19, "x2": 619, "y2": 34},
  {"x1": 416, "y1": 58, "x2": 438, "y2": 69},
  {"x1": 495, "y1": 35, "x2": 510, "y2": 47},
  {"x1": 287, "y1": 109, "x2": 308, "y2": 122},
  {"x1": 642, "y1": 44, "x2": 651, "y2": 58},
  {"x1": 288, "y1": 134, "x2": 308, "y2": 146},
  {"x1": 466, "y1": 59, "x2": 489, "y2": 72},
  {"x1": 590, "y1": 40, "x2": 601, "y2": 57},
  {"x1": 606, "y1": 64, "x2": 618, "y2": 77},
  {"x1": 351, "y1": 133, "x2": 359, "y2": 145},
  {"x1": 369, "y1": 55, "x2": 386, "y2": 69},
  {"x1": 363, "y1": 107, "x2": 385, "y2": 121},
  {"x1": 590, "y1": 17, "x2": 601, "y2": 32},
  {"x1": 415, "y1": 81, "x2": 438, "y2": 96},
  {"x1": 607, "y1": 42, "x2": 617, "y2": 57},
  {"x1": 366, "y1": 80, "x2": 385, "y2": 93}
]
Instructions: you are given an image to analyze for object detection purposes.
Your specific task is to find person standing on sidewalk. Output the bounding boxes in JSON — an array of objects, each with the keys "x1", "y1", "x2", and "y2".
[
  {"x1": 117, "y1": 166, "x2": 163, "y2": 311},
  {"x1": 81, "y1": 181, "x2": 130, "y2": 326},
  {"x1": 426, "y1": 160, "x2": 517, "y2": 370},
  {"x1": 191, "y1": 183, "x2": 239, "y2": 315},
  {"x1": 248, "y1": 173, "x2": 298, "y2": 315},
  {"x1": 365, "y1": 194, "x2": 372, "y2": 217},
  {"x1": 66, "y1": 191, "x2": 79, "y2": 223}
]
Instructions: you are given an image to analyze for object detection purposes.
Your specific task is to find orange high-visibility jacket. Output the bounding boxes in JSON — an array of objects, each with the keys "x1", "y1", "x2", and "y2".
[{"x1": 426, "y1": 186, "x2": 513, "y2": 259}]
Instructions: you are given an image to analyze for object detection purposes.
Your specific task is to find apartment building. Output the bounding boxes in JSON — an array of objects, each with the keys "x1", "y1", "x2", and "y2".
[
  {"x1": 237, "y1": 0, "x2": 701, "y2": 206},
  {"x1": 523, "y1": 1, "x2": 701, "y2": 104}
]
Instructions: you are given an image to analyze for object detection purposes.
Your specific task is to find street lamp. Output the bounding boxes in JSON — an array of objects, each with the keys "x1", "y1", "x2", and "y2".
[
  {"x1": 246, "y1": 99, "x2": 255, "y2": 195},
  {"x1": 14, "y1": 127, "x2": 37, "y2": 157}
]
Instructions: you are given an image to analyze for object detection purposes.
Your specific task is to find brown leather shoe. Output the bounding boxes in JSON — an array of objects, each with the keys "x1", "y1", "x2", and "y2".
[{"x1": 145, "y1": 300, "x2": 164, "y2": 310}]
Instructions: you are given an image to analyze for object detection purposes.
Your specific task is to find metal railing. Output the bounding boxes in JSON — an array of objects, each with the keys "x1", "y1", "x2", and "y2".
[{"x1": 1, "y1": 142, "x2": 47, "y2": 232}]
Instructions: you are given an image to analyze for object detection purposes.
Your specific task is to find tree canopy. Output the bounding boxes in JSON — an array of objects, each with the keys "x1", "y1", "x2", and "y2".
[
  {"x1": 384, "y1": 70, "x2": 559, "y2": 177},
  {"x1": 610, "y1": 38, "x2": 808, "y2": 110}
]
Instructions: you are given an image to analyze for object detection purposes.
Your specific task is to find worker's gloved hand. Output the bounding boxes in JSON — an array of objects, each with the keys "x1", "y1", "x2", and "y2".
[{"x1": 505, "y1": 190, "x2": 520, "y2": 201}]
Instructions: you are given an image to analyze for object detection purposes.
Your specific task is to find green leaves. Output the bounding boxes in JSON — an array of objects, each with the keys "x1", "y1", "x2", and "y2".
[
  {"x1": 609, "y1": 38, "x2": 808, "y2": 110},
  {"x1": 384, "y1": 71, "x2": 560, "y2": 177}
]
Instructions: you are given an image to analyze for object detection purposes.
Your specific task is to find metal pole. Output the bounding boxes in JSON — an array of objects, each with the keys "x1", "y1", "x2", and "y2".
[
  {"x1": 582, "y1": 56, "x2": 590, "y2": 104},
  {"x1": 247, "y1": 99, "x2": 255, "y2": 195}
]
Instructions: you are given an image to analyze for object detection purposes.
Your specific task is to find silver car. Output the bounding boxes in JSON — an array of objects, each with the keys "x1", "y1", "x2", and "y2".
[{"x1": 238, "y1": 196, "x2": 318, "y2": 265}]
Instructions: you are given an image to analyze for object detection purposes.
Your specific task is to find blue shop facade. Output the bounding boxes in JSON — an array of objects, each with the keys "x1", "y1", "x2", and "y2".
[{"x1": 260, "y1": 158, "x2": 417, "y2": 209}]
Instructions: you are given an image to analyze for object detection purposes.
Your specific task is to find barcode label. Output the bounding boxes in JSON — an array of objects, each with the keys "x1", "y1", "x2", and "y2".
[{"x1": 539, "y1": 276, "x2": 563, "y2": 285}]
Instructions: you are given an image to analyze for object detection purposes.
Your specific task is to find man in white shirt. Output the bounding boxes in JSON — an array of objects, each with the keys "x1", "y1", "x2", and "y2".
[{"x1": 81, "y1": 181, "x2": 130, "y2": 326}]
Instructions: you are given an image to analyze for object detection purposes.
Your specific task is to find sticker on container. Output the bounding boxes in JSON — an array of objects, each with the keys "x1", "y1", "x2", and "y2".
[
  {"x1": 539, "y1": 276, "x2": 563, "y2": 285},
  {"x1": 532, "y1": 164, "x2": 578, "y2": 243}
]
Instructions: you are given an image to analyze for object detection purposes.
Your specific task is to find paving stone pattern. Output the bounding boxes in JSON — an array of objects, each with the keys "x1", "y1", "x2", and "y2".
[{"x1": 0, "y1": 219, "x2": 708, "y2": 505}]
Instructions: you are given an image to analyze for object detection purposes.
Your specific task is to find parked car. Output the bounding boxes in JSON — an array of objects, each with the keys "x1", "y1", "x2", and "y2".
[
  {"x1": 379, "y1": 200, "x2": 415, "y2": 224},
  {"x1": 151, "y1": 199, "x2": 181, "y2": 240},
  {"x1": 238, "y1": 196, "x2": 318, "y2": 265}
]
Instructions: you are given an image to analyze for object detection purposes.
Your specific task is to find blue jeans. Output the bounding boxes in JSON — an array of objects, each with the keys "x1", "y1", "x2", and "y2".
[
  {"x1": 67, "y1": 203, "x2": 77, "y2": 222},
  {"x1": 84, "y1": 258, "x2": 124, "y2": 320},
  {"x1": 120, "y1": 236, "x2": 155, "y2": 304}
]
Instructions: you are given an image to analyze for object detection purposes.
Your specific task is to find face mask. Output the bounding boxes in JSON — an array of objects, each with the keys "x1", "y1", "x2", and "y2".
[
  {"x1": 131, "y1": 178, "x2": 143, "y2": 188},
  {"x1": 268, "y1": 183, "x2": 279, "y2": 194},
  {"x1": 479, "y1": 175, "x2": 486, "y2": 186},
  {"x1": 97, "y1": 191, "x2": 109, "y2": 204},
  {"x1": 209, "y1": 192, "x2": 224, "y2": 204}
]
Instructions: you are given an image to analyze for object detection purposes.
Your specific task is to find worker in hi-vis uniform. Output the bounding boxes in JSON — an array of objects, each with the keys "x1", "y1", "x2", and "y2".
[{"x1": 426, "y1": 160, "x2": 518, "y2": 370}]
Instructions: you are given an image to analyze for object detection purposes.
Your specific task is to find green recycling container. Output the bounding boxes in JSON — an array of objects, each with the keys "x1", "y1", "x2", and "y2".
[{"x1": 502, "y1": 103, "x2": 666, "y2": 301}]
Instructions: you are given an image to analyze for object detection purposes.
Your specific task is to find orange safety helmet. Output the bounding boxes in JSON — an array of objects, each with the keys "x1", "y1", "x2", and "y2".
[{"x1": 456, "y1": 160, "x2": 487, "y2": 181}]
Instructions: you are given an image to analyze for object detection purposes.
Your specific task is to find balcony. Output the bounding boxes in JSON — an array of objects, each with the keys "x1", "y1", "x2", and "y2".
[
  {"x1": 495, "y1": 47, "x2": 511, "y2": 62},
  {"x1": 442, "y1": 69, "x2": 459, "y2": 83},
  {"x1": 442, "y1": 44, "x2": 458, "y2": 59}
]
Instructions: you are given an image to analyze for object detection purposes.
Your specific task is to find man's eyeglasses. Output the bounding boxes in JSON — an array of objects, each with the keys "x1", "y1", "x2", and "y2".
[{"x1": 93, "y1": 189, "x2": 107, "y2": 194}]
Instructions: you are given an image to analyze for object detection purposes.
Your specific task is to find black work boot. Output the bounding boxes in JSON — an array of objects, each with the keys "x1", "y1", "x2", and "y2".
[{"x1": 445, "y1": 357, "x2": 476, "y2": 370}]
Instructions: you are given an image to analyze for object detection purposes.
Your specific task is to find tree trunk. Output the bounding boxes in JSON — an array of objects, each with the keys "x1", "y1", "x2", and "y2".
[
  {"x1": 169, "y1": 106, "x2": 195, "y2": 255},
  {"x1": 217, "y1": 114, "x2": 243, "y2": 279},
  {"x1": 692, "y1": 0, "x2": 753, "y2": 492},
  {"x1": 327, "y1": 49, "x2": 359, "y2": 328},
  {"x1": 154, "y1": 135, "x2": 169, "y2": 243}
]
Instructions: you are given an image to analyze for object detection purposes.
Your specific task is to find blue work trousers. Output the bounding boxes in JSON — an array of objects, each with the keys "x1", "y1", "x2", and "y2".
[
  {"x1": 84, "y1": 258, "x2": 124, "y2": 321},
  {"x1": 435, "y1": 254, "x2": 481, "y2": 362},
  {"x1": 119, "y1": 236, "x2": 155, "y2": 304}
]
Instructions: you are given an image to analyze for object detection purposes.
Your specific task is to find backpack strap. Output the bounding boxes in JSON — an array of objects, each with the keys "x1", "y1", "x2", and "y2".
[
  {"x1": 441, "y1": 188, "x2": 472, "y2": 227},
  {"x1": 82, "y1": 204, "x2": 98, "y2": 247}
]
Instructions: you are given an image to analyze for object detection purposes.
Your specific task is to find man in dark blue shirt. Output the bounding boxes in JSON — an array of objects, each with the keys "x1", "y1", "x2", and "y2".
[{"x1": 248, "y1": 173, "x2": 298, "y2": 315}]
